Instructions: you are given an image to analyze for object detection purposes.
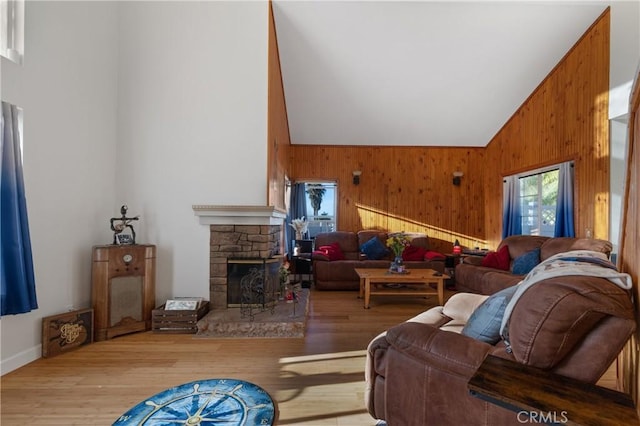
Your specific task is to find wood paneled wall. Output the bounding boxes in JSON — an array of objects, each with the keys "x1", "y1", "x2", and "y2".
[
  {"x1": 267, "y1": 1, "x2": 290, "y2": 211},
  {"x1": 282, "y1": 8, "x2": 610, "y2": 255},
  {"x1": 619, "y1": 59, "x2": 640, "y2": 408},
  {"x1": 289, "y1": 146, "x2": 485, "y2": 253},
  {"x1": 483, "y1": 9, "x2": 611, "y2": 248}
]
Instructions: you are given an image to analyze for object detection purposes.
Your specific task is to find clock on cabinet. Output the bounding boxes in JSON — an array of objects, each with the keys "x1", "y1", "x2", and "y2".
[{"x1": 91, "y1": 244, "x2": 156, "y2": 341}]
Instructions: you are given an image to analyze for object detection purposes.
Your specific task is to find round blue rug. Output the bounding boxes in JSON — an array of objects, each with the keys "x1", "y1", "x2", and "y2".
[{"x1": 113, "y1": 378, "x2": 275, "y2": 426}]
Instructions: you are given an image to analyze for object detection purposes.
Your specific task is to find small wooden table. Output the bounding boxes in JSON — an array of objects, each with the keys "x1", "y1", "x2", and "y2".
[
  {"x1": 468, "y1": 355, "x2": 640, "y2": 426},
  {"x1": 355, "y1": 268, "x2": 448, "y2": 309}
]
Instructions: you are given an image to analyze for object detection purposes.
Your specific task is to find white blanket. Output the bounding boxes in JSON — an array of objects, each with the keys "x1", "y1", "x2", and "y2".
[{"x1": 499, "y1": 250, "x2": 632, "y2": 347}]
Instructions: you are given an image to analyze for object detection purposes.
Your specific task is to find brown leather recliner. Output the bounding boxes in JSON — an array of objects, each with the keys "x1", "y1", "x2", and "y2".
[{"x1": 365, "y1": 276, "x2": 635, "y2": 425}]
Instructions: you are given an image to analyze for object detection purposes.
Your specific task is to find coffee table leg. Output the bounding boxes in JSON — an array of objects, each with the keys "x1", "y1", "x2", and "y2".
[
  {"x1": 364, "y1": 278, "x2": 371, "y2": 309},
  {"x1": 358, "y1": 277, "x2": 364, "y2": 299},
  {"x1": 438, "y1": 278, "x2": 444, "y2": 305}
]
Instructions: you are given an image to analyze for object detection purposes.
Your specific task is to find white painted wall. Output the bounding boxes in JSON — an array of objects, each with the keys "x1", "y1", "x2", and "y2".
[
  {"x1": 1, "y1": 1, "x2": 119, "y2": 373},
  {"x1": 116, "y1": 1, "x2": 269, "y2": 305},
  {"x1": 609, "y1": 1, "x2": 640, "y2": 120},
  {"x1": 609, "y1": 1, "x2": 640, "y2": 256}
]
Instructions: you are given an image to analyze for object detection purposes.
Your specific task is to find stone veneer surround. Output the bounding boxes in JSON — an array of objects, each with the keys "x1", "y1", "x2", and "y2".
[
  {"x1": 193, "y1": 205, "x2": 287, "y2": 309},
  {"x1": 210, "y1": 224, "x2": 281, "y2": 309}
]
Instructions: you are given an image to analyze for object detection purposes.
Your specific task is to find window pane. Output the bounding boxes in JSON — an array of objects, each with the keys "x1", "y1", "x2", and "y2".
[
  {"x1": 516, "y1": 167, "x2": 561, "y2": 237},
  {"x1": 1, "y1": 0, "x2": 24, "y2": 63},
  {"x1": 541, "y1": 169, "x2": 559, "y2": 203},
  {"x1": 520, "y1": 175, "x2": 539, "y2": 196},
  {"x1": 304, "y1": 182, "x2": 337, "y2": 238}
]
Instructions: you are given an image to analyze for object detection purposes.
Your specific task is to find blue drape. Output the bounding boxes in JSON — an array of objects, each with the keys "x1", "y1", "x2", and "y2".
[
  {"x1": 554, "y1": 162, "x2": 575, "y2": 237},
  {"x1": 502, "y1": 175, "x2": 522, "y2": 238},
  {"x1": 287, "y1": 183, "x2": 307, "y2": 254},
  {"x1": 1, "y1": 102, "x2": 37, "y2": 316}
]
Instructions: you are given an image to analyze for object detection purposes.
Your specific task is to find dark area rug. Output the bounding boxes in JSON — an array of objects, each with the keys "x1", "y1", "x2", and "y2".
[{"x1": 195, "y1": 289, "x2": 309, "y2": 338}]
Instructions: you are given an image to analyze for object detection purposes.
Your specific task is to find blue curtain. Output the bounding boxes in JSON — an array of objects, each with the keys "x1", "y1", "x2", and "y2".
[
  {"x1": 502, "y1": 175, "x2": 522, "y2": 238},
  {"x1": 554, "y1": 162, "x2": 575, "y2": 237},
  {"x1": 1, "y1": 102, "x2": 37, "y2": 316},
  {"x1": 287, "y1": 183, "x2": 307, "y2": 254}
]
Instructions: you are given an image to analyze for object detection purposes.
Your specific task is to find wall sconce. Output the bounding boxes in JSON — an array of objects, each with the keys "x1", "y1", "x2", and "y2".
[
  {"x1": 452, "y1": 171, "x2": 464, "y2": 186},
  {"x1": 352, "y1": 170, "x2": 362, "y2": 185}
]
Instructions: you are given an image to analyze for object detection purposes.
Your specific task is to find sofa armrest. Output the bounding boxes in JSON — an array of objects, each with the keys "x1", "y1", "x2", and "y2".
[
  {"x1": 385, "y1": 322, "x2": 494, "y2": 377},
  {"x1": 462, "y1": 255, "x2": 485, "y2": 266},
  {"x1": 312, "y1": 252, "x2": 330, "y2": 262}
]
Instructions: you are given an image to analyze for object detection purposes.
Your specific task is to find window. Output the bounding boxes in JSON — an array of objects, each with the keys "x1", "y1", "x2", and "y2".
[
  {"x1": 1, "y1": 0, "x2": 24, "y2": 63},
  {"x1": 519, "y1": 168, "x2": 559, "y2": 237},
  {"x1": 304, "y1": 182, "x2": 337, "y2": 238},
  {"x1": 503, "y1": 161, "x2": 573, "y2": 238}
]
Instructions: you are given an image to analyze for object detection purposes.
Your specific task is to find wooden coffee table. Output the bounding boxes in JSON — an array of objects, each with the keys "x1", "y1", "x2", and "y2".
[{"x1": 355, "y1": 268, "x2": 449, "y2": 309}]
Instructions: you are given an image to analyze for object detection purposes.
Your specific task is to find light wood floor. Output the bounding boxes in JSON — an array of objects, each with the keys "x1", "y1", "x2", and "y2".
[{"x1": 1, "y1": 288, "x2": 618, "y2": 425}]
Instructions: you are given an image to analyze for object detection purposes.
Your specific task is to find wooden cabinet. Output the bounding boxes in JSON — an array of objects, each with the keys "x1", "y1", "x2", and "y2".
[{"x1": 91, "y1": 244, "x2": 156, "y2": 341}]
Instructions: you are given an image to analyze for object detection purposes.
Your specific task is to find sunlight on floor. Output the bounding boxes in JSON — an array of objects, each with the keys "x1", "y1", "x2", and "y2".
[{"x1": 276, "y1": 350, "x2": 373, "y2": 425}]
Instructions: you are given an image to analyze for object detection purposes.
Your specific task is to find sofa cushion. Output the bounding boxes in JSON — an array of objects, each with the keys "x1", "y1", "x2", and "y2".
[
  {"x1": 569, "y1": 238, "x2": 612, "y2": 255},
  {"x1": 507, "y1": 276, "x2": 634, "y2": 370},
  {"x1": 461, "y1": 285, "x2": 519, "y2": 343},
  {"x1": 540, "y1": 237, "x2": 612, "y2": 261},
  {"x1": 512, "y1": 248, "x2": 540, "y2": 275},
  {"x1": 316, "y1": 242, "x2": 345, "y2": 261},
  {"x1": 402, "y1": 245, "x2": 426, "y2": 261},
  {"x1": 315, "y1": 231, "x2": 360, "y2": 254},
  {"x1": 499, "y1": 235, "x2": 548, "y2": 261},
  {"x1": 481, "y1": 245, "x2": 510, "y2": 270},
  {"x1": 358, "y1": 230, "x2": 389, "y2": 248},
  {"x1": 480, "y1": 271, "x2": 522, "y2": 295},
  {"x1": 442, "y1": 293, "x2": 489, "y2": 326},
  {"x1": 405, "y1": 234, "x2": 430, "y2": 249},
  {"x1": 425, "y1": 250, "x2": 446, "y2": 260},
  {"x1": 361, "y1": 237, "x2": 389, "y2": 260}
]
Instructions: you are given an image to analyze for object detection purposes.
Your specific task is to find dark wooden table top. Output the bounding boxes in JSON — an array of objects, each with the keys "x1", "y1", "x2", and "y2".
[{"x1": 468, "y1": 355, "x2": 639, "y2": 426}]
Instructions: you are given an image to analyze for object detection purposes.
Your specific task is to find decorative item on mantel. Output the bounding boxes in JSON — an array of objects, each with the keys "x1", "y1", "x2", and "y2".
[
  {"x1": 290, "y1": 217, "x2": 308, "y2": 240},
  {"x1": 386, "y1": 232, "x2": 410, "y2": 273},
  {"x1": 110, "y1": 205, "x2": 139, "y2": 245}
]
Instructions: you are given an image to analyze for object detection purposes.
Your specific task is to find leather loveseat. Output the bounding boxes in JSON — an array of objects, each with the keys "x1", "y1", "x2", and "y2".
[
  {"x1": 365, "y1": 273, "x2": 635, "y2": 425},
  {"x1": 312, "y1": 230, "x2": 445, "y2": 291},
  {"x1": 455, "y1": 235, "x2": 612, "y2": 294}
]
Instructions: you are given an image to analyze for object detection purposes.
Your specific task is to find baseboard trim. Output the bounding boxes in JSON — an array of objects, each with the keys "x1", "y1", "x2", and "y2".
[{"x1": 1, "y1": 344, "x2": 41, "y2": 376}]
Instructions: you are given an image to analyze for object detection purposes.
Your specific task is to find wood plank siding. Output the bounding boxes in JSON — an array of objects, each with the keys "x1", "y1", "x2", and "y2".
[
  {"x1": 267, "y1": 1, "x2": 290, "y2": 211},
  {"x1": 483, "y1": 9, "x2": 611, "y2": 248},
  {"x1": 285, "y1": 9, "x2": 611, "y2": 253}
]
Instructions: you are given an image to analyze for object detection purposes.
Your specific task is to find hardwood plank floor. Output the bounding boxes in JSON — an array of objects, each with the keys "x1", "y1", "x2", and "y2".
[{"x1": 0, "y1": 288, "x2": 617, "y2": 425}]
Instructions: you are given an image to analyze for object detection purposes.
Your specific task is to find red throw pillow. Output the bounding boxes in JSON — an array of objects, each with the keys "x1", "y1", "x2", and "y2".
[
  {"x1": 402, "y1": 245, "x2": 426, "y2": 261},
  {"x1": 316, "y1": 242, "x2": 345, "y2": 261},
  {"x1": 481, "y1": 245, "x2": 510, "y2": 271},
  {"x1": 424, "y1": 250, "x2": 446, "y2": 260}
]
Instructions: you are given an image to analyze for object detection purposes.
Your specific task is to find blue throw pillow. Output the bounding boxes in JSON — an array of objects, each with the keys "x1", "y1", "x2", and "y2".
[
  {"x1": 461, "y1": 285, "x2": 519, "y2": 344},
  {"x1": 512, "y1": 248, "x2": 541, "y2": 275},
  {"x1": 360, "y1": 237, "x2": 388, "y2": 260}
]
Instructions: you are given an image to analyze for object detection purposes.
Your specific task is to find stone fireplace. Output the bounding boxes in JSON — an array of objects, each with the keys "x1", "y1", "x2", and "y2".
[{"x1": 193, "y1": 205, "x2": 287, "y2": 309}]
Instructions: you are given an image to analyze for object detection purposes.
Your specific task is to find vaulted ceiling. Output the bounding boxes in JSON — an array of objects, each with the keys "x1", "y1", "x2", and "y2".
[{"x1": 272, "y1": 1, "x2": 610, "y2": 147}]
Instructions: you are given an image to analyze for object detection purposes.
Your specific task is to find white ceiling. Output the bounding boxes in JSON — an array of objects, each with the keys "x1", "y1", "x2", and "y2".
[{"x1": 272, "y1": 1, "x2": 610, "y2": 147}]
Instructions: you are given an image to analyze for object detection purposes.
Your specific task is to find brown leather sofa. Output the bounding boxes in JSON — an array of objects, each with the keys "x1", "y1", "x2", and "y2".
[
  {"x1": 312, "y1": 230, "x2": 445, "y2": 290},
  {"x1": 365, "y1": 275, "x2": 635, "y2": 425},
  {"x1": 455, "y1": 235, "x2": 613, "y2": 294}
]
